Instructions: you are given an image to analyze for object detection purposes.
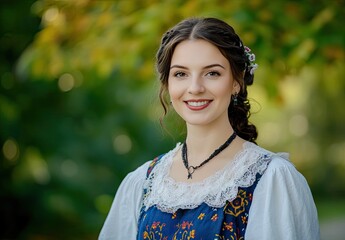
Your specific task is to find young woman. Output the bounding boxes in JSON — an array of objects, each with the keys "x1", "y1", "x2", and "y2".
[{"x1": 99, "y1": 17, "x2": 320, "y2": 239}]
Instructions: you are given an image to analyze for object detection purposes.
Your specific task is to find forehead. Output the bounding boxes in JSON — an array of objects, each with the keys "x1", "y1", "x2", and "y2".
[{"x1": 171, "y1": 39, "x2": 229, "y2": 68}]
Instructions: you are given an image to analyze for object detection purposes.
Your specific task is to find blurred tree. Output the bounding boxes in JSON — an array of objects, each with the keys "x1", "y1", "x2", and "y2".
[
  {"x1": 0, "y1": 0, "x2": 41, "y2": 238},
  {"x1": 1, "y1": 0, "x2": 344, "y2": 238}
]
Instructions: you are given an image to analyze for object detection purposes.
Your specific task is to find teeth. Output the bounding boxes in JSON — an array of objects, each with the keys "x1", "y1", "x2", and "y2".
[{"x1": 187, "y1": 101, "x2": 209, "y2": 107}]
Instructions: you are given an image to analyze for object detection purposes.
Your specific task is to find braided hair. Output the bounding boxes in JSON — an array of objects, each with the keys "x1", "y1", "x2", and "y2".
[{"x1": 156, "y1": 17, "x2": 258, "y2": 143}]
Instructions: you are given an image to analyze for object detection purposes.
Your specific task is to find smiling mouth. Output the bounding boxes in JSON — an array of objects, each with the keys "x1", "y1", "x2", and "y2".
[
  {"x1": 186, "y1": 100, "x2": 210, "y2": 107},
  {"x1": 185, "y1": 100, "x2": 212, "y2": 110}
]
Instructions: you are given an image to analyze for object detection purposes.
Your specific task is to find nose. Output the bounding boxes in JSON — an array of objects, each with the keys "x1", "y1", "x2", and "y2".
[{"x1": 188, "y1": 77, "x2": 205, "y2": 94}]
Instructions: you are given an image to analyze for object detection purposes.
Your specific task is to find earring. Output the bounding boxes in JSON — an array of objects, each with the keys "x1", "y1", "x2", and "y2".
[{"x1": 232, "y1": 93, "x2": 238, "y2": 106}]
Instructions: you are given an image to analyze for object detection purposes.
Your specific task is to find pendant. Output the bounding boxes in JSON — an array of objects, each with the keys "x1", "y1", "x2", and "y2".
[{"x1": 187, "y1": 166, "x2": 195, "y2": 179}]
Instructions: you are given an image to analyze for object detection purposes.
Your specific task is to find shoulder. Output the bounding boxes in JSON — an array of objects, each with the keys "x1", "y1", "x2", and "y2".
[
  {"x1": 251, "y1": 144, "x2": 314, "y2": 203},
  {"x1": 122, "y1": 160, "x2": 152, "y2": 185},
  {"x1": 246, "y1": 143, "x2": 311, "y2": 191},
  {"x1": 123, "y1": 146, "x2": 176, "y2": 185},
  {"x1": 266, "y1": 153, "x2": 297, "y2": 175},
  {"x1": 248, "y1": 143, "x2": 298, "y2": 176},
  {"x1": 111, "y1": 160, "x2": 152, "y2": 206},
  {"x1": 246, "y1": 145, "x2": 320, "y2": 239},
  {"x1": 263, "y1": 151, "x2": 305, "y2": 183}
]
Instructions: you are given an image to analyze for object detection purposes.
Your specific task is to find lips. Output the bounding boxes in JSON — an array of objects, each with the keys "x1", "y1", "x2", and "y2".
[{"x1": 184, "y1": 99, "x2": 212, "y2": 110}]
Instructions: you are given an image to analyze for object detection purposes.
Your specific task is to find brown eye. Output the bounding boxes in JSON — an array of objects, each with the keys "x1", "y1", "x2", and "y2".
[
  {"x1": 174, "y1": 71, "x2": 187, "y2": 78},
  {"x1": 206, "y1": 71, "x2": 220, "y2": 77}
]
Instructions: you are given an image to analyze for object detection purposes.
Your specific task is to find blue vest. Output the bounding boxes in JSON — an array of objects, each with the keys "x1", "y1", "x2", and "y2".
[{"x1": 137, "y1": 155, "x2": 264, "y2": 239}]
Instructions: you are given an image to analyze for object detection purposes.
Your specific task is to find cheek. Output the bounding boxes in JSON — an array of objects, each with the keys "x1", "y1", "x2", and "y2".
[
  {"x1": 167, "y1": 83, "x2": 174, "y2": 99},
  {"x1": 214, "y1": 83, "x2": 232, "y2": 98},
  {"x1": 215, "y1": 86, "x2": 233, "y2": 107},
  {"x1": 168, "y1": 81, "x2": 182, "y2": 100}
]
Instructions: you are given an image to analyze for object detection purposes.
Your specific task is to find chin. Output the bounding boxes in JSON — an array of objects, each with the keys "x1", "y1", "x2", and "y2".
[{"x1": 183, "y1": 117, "x2": 215, "y2": 126}]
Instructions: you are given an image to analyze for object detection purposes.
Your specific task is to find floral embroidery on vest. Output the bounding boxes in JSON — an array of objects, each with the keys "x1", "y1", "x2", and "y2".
[
  {"x1": 138, "y1": 181, "x2": 261, "y2": 239},
  {"x1": 137, "y1": 145, "x2": 272, "y2": 239}
]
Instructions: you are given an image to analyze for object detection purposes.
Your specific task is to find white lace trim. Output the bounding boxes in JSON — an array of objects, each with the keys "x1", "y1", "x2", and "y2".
[{"x1": 143, "y1": 142, "x2": 280, "y2": 213}]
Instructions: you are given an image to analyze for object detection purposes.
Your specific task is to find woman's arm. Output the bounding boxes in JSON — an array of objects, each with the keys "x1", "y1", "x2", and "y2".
[{"x1": 246, "y1": 156, "x2": 320, "y2": 240}]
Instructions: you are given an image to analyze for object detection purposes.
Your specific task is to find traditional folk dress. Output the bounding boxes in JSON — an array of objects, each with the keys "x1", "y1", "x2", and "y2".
[{"x1": 99, "y1": 142, "x2": 320, "y2": 240}]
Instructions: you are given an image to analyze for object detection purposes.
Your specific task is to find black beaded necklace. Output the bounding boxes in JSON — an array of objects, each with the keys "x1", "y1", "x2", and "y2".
[{"x1": 181, "y1": 132, "x2": 237, "y2": 179}]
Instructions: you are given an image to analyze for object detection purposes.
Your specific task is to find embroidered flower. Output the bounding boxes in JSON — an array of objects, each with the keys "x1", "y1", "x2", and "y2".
[
  {"x1": 172, "y1": 212, "x2": 177, "y2": 219},
  {"x1": 197, "y1": 213, "x2": 205, "y2": 220},
  {"x1": 241, "y1": 215, "x2": 248, "y2": 224},
  {"x1": 181, "y1": 221, "x2": 193, "y2": 230},
  {"x1": 211, "y1": 214, "x2": 218, "y2": 221},
  {"x1": 223, "y1": 222, "x2": 234, "y2": 232},
  {"x1": 189, "y1": 230, "x2": 195, "y2": 238},
  {"x1": 248, "y1": 193, "x2": 253, "y2": 201},
  {"x1": 152, "y1": 221, "x2": 160, "y2": 230},
  {"x1": 224, "y1": 190, "x2": 249, "y2": 217}
]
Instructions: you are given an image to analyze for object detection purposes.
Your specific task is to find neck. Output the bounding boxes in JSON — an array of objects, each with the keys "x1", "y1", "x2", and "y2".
[{"x1": 184, "y1": 123, "x2": 234, "y2": 165}]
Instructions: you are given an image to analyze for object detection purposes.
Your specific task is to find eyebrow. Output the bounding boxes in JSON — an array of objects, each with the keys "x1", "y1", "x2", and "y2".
[{"x1": 170, "y1": 64, "x2": 225, "y2": 70}]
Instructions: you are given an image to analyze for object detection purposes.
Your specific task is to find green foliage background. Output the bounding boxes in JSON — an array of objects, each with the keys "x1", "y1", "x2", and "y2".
[{"x1": 1, "y1": 0, "x2": 344, "y2": 239}]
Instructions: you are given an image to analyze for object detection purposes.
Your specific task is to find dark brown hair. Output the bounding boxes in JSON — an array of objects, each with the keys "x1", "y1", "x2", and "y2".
[{"x1": 156, "y1": 17, "x2": 257, "y2": 143}]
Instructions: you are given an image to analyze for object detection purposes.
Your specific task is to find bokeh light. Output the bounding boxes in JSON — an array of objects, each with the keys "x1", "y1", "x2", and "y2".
[
  {"x1": 2, "y1": 138, "x2": 19, "y2": 162},
  {"x1": 58, "y1": 73, "x2": 75, "y2": 92},
  {"x1": 113, "y1": 134, "x2": 132, "y2": 154}
]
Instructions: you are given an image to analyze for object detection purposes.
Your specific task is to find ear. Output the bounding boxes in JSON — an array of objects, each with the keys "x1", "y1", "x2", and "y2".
[{"x1": 232, "y1": 80, "x2": 241, "y2": 94}]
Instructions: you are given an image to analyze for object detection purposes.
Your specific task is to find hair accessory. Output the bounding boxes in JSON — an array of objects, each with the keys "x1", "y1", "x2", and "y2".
[
  {"x1": 182, "y1": 132, "x2": 237, "y2": 179},
  {"x1": 244, "y1": 46, "x2": 258, "y2": 75}
]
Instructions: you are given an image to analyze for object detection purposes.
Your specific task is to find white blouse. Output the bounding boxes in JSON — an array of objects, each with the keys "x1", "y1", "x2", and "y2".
[{"x1": 99, "y1": 142, "x2": 320, "y2": 240}]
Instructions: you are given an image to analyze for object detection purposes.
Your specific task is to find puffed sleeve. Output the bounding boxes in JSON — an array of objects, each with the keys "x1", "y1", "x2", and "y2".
[
  {"x1": 99, "y1": 161, "x2": 151, "y2": 240},
  {"x1": 245, "y1": 155, "x2": 320, "y2": 240}
]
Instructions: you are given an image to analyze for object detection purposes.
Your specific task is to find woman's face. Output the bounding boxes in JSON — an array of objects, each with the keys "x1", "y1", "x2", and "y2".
[{"x1": 168, "y1": 39, "x2": 239, "y2": 128}]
